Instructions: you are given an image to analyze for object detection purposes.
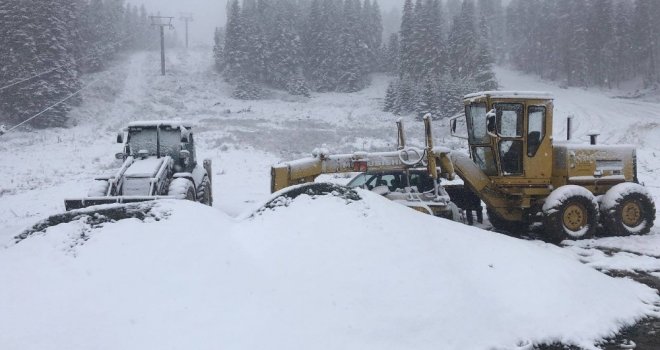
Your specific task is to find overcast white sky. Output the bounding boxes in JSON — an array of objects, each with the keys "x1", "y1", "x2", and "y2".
[{"x1": 128, "y1": 0, "x2": 403, "y2": 46}]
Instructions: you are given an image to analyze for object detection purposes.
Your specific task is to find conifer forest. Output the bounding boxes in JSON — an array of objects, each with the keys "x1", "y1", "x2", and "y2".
[{"x1": 2, "y1": 0, "x2": 660, "y2": 127}]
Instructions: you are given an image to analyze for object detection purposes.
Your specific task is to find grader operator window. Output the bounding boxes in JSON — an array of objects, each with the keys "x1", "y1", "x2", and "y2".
[
  {"x1": 527, "y1": 106, "x2": 546, "y2": 157},
  {"x1": 472, "y1": 146, "x2": 498, "y2": 176},
  {"x1": 495, "y1": 103, "x2": 523, "y2": 137},
  {"x1": 499, "y1": 140, "x2": 523, "y2": 175},
  {"x1": 466, "y1": 103, "x2": 488, "y2": 144}
]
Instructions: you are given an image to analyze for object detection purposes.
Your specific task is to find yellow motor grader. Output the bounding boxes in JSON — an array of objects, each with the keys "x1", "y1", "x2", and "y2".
[{"x1": 271, "y1": 92, "x2": 655, "y2": 242}]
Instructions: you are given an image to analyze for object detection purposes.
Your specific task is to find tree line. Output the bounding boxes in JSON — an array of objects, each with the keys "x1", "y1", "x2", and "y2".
[
  {"x1": 0, "y1": 0, "x2": 158, "y2": 129},
  {"x1": 507, "y1": 0, "x2": 660, "y2": 89},
  {"x1": 214, "y1": 0, "x2": 384, "y2": 99},
  {"x1": 383, "y1": 0, "x2": 498, "y2": 119}
]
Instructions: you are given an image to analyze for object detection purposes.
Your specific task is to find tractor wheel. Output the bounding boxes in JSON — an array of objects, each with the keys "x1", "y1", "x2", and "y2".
[
  {"x1": 197, "y1": 176, "x2": 212, "y2": 206},
  {"x1": 600, "y1": 183, "x2": 655, "y2": 236},
  {"x1": 486, "y1": 207, "x2": 526, "y2": 235},
  {"x1": 542, "y1": 185, "x2": 598, "y2": 243},
  {"x1": 168, "y1": 178, "x2": 196, "y2": 201}
]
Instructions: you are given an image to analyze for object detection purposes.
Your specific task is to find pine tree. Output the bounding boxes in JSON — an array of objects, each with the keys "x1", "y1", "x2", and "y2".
[
  {"x1": 611, "y1": 1, "x2": 633, "y2": 88},
  {"x1": 447, "y1": 0, "x2": 479, "y2": 80},
  {"x1": 399, "y1": 0, "x2": 415, "y2": 79},
  {"x1": 224, "y1": 0, "x2": 249, "y2": 81},
  {"x1": 633, "y1": 0, "x2": 658, "y2": 86},
  {"x1": 336, "y1": 0, "x2": 367, "y2": 92},
  {"x1": 384, "y1": 80, "x2": 397, "y2": 112},
  {"x1": 384, "y1": 33, "x2": 400, "y2": 73},
  {"x1": 213, "y1": 27, "x2": 225, "y2": 72},
  {"x1": 267, "y1": 0, "x2": 305, "y2": 89}
]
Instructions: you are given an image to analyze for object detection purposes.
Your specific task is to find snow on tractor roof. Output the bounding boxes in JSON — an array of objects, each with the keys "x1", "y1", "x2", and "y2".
[
  {"x1": 464, "y1": 91, "x2": 554, "y2": 100},
  {"x1": 127, "y1": 120, "x2": 192, "y2": 129}
]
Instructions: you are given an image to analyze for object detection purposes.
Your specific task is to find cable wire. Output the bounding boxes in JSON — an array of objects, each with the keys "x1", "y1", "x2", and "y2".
[
  {"x1": 2, "y1": 39, "x2": 160, "y2": 135},
  {"x1": 0, "y1": 31, "x2": 145, "y2": 92}
]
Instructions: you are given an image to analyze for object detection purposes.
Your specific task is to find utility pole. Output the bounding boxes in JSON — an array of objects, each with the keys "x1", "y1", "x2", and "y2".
[
  {"x1": 180, "y1": 13, "x2": 194, "y2": 49},
  {"x1": 150, "y1": 16, "x2": 174, "y2": 76}
]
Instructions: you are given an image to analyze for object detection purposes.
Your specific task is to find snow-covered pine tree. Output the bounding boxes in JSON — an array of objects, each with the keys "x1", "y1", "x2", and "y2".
[
  {"x1": 267, "y1": 0, "x2": 304, "y2": 90},
  {"x1": 585, "y1": 0, "x2": 614, "y2": 87},
  {"x1": 79, "y1": 0, "x2": 107, "y2": 72},
  {"x1": 611, "y1": 1, "x2": 633, "y2": 88},
  {"x1": 224, "y1": 0, "x2": 249, "y2": 81},
  {"x1": 306, "y1": 0, "x2": 339, "y2": 91},
  {"x1": 15, "y1": 0, "x2": 81, "y2": 128},
  {"x1": 566, "y1": 0, "x2": 589, "y2": 88},
  {"x1": 383, "y1": 80, "x2": 397, "y2": 112},
  {"x1": 365, "y1": 0, "x2": 383, "y2": 73},
  {"x1": 447, "y1": 0, "x2": 479, "y2": 80},
  {"x1": 427, "y1": 0, "x2": 445, "y2": 78},
  {"x1": 384, "y1": 33, "x2": 400, "y2": 74},
  {"x1": 633, "y1": 0, "x2": 659, "y2": 86},
  {"x1": 395, "y1": 76, "x2": 415, "y2": 114},
  {"x1": 242, "y1": 0, "x2": 268, "y2": 82},
  {"x1": 0, "y1": 0, "x2": 40, "y2": 126},
  {"x1": 415, "y1": 77, "x2": 439, "y2": 118},
  {"x1": 399, "y1": 0, "x2": 415, "y2": 79},
  {"x1": 336, "y1": 0, "x2": 367, "y2": 92},
  {"x1": 213, "y1": 27, "x2": 226, "y2": 72}
]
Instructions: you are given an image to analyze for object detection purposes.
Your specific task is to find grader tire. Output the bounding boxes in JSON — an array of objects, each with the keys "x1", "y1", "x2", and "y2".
[
  {"x1": 486, "y1": 207, "x2": 526, "y2": 235},
  {"x1": 600, "y1": 183, "x2": 655, "y2": 236},
  {"x1": 543, "y1": 186, "x2": 598, "y2": 243}
]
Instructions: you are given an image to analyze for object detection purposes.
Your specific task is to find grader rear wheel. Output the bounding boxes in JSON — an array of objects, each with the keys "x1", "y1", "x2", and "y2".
[{"x1": 600, "y1": 183, "x2": 655, "y2": 236}]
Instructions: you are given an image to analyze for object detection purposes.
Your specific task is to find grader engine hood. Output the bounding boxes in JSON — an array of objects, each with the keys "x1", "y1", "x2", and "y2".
[{"x1": 552, "y1": 143, "x2": 637, "y2": 192}]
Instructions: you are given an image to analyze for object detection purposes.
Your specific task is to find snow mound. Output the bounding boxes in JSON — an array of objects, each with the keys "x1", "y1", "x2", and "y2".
[{"x1": 1, "y1": 195, "x2": 658, "y2": 350}]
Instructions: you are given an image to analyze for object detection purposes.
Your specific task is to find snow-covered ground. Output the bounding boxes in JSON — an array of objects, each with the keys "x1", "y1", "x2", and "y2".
[{"x1": 1, "y1": 49, "x2": 660, "y2": 348}]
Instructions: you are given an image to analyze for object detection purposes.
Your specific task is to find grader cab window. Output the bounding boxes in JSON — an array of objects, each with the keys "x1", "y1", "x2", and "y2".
[
  {"x1": 466, "y1": 103, "x2": 488, "y2": 144},
  {"x1": 499, "y1": 140, "x2": 523, "y2": 175},
  {"x1": 495, "y1": 103, "x2": 523, "y2": 137},
  {"x1": 527, "y1": 106, "x2": 545, "y2": 157},
  {"x1": 472, "y1": 146, "x2": 498, "y2": 176}
]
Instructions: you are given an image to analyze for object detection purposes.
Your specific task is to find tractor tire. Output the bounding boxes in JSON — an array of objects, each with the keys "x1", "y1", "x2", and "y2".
[
  {"x1": 197, "y1": 176, "x2": 212, "y2": 206},
  {"x1": 600, "y1": 183, "x2": 655, "y2": 236},
  {"x1": 168, "y1": 178, "x2": 196, "y2": 201},
  {"x1": 486, "y1": 207, "x2": 526, "y2": 235},
  {"x1": 542, "y1": 185, "x2": 598, "y2": 243}
]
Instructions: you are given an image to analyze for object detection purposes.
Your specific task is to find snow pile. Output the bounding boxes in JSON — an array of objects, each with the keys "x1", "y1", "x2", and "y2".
[{"x1": 1, "y1": 194, "x2": 659, "y2": 350}]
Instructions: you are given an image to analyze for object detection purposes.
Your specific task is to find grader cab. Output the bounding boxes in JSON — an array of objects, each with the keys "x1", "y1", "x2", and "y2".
[{"x1": 271, "y1": 91, "x2": 655, "y2": 242}]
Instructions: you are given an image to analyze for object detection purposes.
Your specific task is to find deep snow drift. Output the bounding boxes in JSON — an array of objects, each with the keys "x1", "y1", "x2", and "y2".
[{"x1": 1, "y1": 193, "x2": 658, "y2": 350}]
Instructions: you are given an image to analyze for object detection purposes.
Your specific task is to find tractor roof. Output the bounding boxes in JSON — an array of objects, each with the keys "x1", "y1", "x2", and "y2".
[
  {"x1": 464, "y1": 91, "x2": 554, "y2": 101},
  {"x1": 127, "y1": 120, "x2": 192, "y2": 129}
]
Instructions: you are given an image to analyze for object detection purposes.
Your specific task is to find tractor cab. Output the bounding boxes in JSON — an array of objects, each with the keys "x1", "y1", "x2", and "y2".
[
  {"x1": 452, "y1": 92, "x2": 554, "y2": 184},
  {"x1": 117, "y1": 121, "x2": 197, "y2": 173}
]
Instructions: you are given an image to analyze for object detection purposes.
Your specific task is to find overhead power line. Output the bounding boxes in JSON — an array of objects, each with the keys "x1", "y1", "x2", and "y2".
[
  {"x1": 1, "y1": 39, "x2": 160, "y2": 136},
  {"x1": 0, "y1": 31, "x2": 144, "y2": 92}
]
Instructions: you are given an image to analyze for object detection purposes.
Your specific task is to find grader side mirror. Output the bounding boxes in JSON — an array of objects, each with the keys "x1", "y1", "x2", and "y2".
[{"x1": 116, "y1": 132, "x2": 124, "y2": 144}]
